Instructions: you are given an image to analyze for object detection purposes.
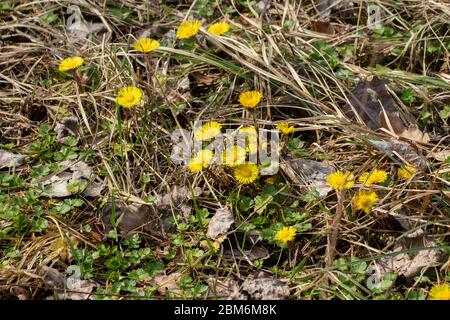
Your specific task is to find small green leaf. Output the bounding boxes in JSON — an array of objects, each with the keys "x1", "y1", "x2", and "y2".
[
  {"x1": 400, "y1": 88, "x2": 417, "y2": 104},
  {"x1": 406, "y1": 290, "x2": 427, "y2": 300},
  {"x1": 238, "y1": 196, "x2": 254, "y2": 212},
  {"x1": 40, "y1": 11, "x2": 58, "y2": 25},
  {"x1": 0, "y1": 1, "x2": 13, "y2": 10},
  {"x1": 439, "y1": 105, "x2": 450, "y2": 120}
]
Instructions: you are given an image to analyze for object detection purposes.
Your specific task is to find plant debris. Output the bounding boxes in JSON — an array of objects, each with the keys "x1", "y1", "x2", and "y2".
[
  {"x1": 241, "y1": 273, "x2": 290, "y2": 300},
  {"x1": 0, "y1": 150, "x2": 25, "y2": 169},
  {"x1": 373, "y1": 235, "x2": 442, "y2": 279},
  {"x1": 280, "y1": 159, "x2": 333, "y2": 196},
  {"x1": 207, "y1": 207, "x2": 234, "y2": 239},
  {"x1": 38, "y1": 160, "x2": 104, "y2": 198}
]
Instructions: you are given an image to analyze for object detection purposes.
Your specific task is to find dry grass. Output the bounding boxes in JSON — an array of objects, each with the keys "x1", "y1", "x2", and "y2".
[{"x1": 0, "y1": 0, "x2": 449, "y2": 300}]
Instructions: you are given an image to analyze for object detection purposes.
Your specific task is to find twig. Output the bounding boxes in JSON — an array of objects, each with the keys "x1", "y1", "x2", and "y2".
[{"x1": 325, "y1": 190, "x2": 344, "y2": 269}]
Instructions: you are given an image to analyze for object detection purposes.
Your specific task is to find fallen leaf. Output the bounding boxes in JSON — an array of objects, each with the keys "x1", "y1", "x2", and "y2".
[
  {"x1": 156, "y1": 185, "x2": 202, "y2": 208},
  {"x1": 151, "y1": 272, "x2": 184, "y2": 295},
  {"x1": 59, "y1": 279, "x2": 96, "y2": 300},
  {"x1": 65, "y1": 5, "x2": 109, "y2": 46},
  {"x1": 311, "y1": 20, "x2": 335, "y2": 35},
  {"x1": 207, "y1": 208, "x2": 234, "y2": 239},
  {"x1": 430, "y1": 149, "x2": 450, "y2": 162},
  {"x1": 280, "y1": 159, "x2": 333, "y2": 196},
  {"x1": 206, "y1": 277, "x2": 245, "y2": 299},
  {"x1": 347, "y1": 77, "x2": 405, "y2": 132},
  {"x1": 9, "y1": 286, "x2": 31, "y2": 300},
  {"x1": 136, "y1": 23, "x2": 176, "y2": 44},
  {"x1": 399, "y1": 125, "x2": 430, "y2": 144},
  {"x1": 39, "y1": 160, "x2": 104, "y2": 198},
  {"x1": 347, "y1": 78, "x2": 431, "y2": 142},
  {"x1": 254, "y1": 0, "x2": 271, "y2": 12},
  {"x1": 154, "y1": 74, "x2": 191, "y2": 112},
  {"x1": 315, "y1": 0, "x2": 354, "y2": 20},
  {"x1": 222, "y1": 246, "x2": 270, "y2": 263},
  {"x1": 241, "y1": 273, "x2": 290, "y2": 300},
  {"x1": 378, "y1": 110, "x2": 407, "y2": 134},
  {"x1": 189, "y1": 72, "x2": 219, "y2": 86},
  {"x1": 369, "y1": 138, "x2": 428, "y2": 170},
  {"x1": 39, "y1": 266, "x2": 96, "y2": 300},
  {"x1": 374, "y1": 235, "x2": 441, "y2": 279},
  {"x1": 101, "y1": 200, "x2": 162, "y2": 237},
  {"x1": 38, "y1": 266, "x2": 65, "y2": 289},
  {"x1": 0, "y1": 150, "x2": 25, "y2": 169},
  {"x1": 54, "y1": 116, "x2": 79, "y2": 143}
]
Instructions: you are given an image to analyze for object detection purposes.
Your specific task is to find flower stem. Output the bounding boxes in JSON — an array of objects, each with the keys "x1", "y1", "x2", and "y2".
[
  {"x1": 71, "y1": 70, "x2": 84, "y2": 94},
  {"x1": 325, "y1": 190, "x2": 344, "y2": 269}
]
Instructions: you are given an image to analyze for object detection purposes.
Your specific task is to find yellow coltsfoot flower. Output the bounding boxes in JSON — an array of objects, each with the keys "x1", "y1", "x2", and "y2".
[
  {"x1": 207, "y1": 22, "x2": 230, "y2": 36},
  {"x1": 326, "y1": 170, "x2": 354, "y2": 191},
  {"x1": 352, "y1": 190, "x2": 378, "y2": 214},
  {"x1": 177, "y1": 19, "x2": 202, "y2": 39},
  {"x1": 187, "y1": 149, "x2": 215, "y2": 173},
  {"x1": 358, "y1": 169, "x2": 388, "y2": 186},
  {"x1": 116, "y1": 86, "x2": 143, "y2": 109},
  {"x1": 239, "y1": 90, "x2": 262, "y2": 109},
  {"x1": 428, "y1": 283, "x2": 450, "y2": 300},
  {"x1": 240, "y1": 126, "x2": 258, "y2": 154},
  {"x1": 194, "y1": 149, "x2": 215, "y2": 165},
  {"x1": 194, "y1": 121, "x2": 222, "y2": 141},
  {"x1": 133, "y1": 38, "x2": 160, "y2": 53},
  {"x1": 187, "y1": 161, "x2": 203, "y2": 173},
  {"x1": 275, "y1": 226, "x2": 296, "y2": 244},
  {"x1": 397, "y1": 165, "x2": 416, "y2": 180},
  {"x1": 240, "y1": 126, "x2": 257, "y2": 136},
  {"x1": 222, "y1": 145, "x2": 246, "y2": 167},
  {"x1": 58, "y1": 56, "x2": 84, "y2": 72},
  {"x1": 276, "y1": 122, "x2": 295, "y2": 135},
  {"x1": 234, "y1": 163, "x2": 259, "y2": 184}
]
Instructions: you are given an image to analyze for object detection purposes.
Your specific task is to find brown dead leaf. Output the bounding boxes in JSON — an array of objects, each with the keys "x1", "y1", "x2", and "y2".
[
  {"x1": 347, "y1": 78, "x2": 431, "y2": 142},
  {"x1": 54, "y1": 116, "x2": 79, "y2": 143},
  {"x1": 399, "y1": 125, "x2": 430, "y2": 144},
  {"x1": 222, "y1": 246, "x2": 270, "y2": 263},
  {"x1": 241, "y1": 273, "x2": 290, "y2": 300},
  {"x1": 375, "y1": 235, "x2": 441, "y2": 279},
  {"x1": 151, "y1": 272, "x2": 184, "y2": 295},
  {"x1": 346, "y1": 77, "x2": 404, "y2": 132},
  {"x1": 311, "y1": 21, "x2": 350, "y2": 36},
  {"x1": 156, "y1": 185, "x2": 202, "y2": 208},
  {"x1": 430, "y1": 149, "x2": 450, "y2": 161},
  {"x1": 189, "y1": 71, "x2": 218, "y2": 86},
  {"x1": 315, "y1": 0, "x2": 354, "y2": 20},
  {"x1": 378, "y1": 110, "x2": 407, "y2": 134},
  {"x1": 39, "y1": 160, "x2": 104, "y2": 198},
  {"x1": 101, "y1": 200, "x2": 162, "y2": 237},
  {"x1": 38, "y1": 266, "x2": 65, "y2": 289},
  {"x1": 10, "y1": 286, "x2": 31, "y2": 300},
  {"x1": 207, "y1": 208, "x2": 234, "y2": 239},
  {"x1": 206, "y1": 277, "x2": 245, "y2": 299},
  {"x1": 136, "y1": 23, "x2": 176, "y2": 43},
  {"x1": 369, "y1": 138, "x2": 428, "y2": 170},
  {"x1": 311, "y1": 20, "x2": 335, "y2": 35},
  {"x1": 280, "y1": 159, "x2": 333, "y2": 196},
  {"x1": 0, "y1": 149, "x2": 25, "y2": 169}
]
